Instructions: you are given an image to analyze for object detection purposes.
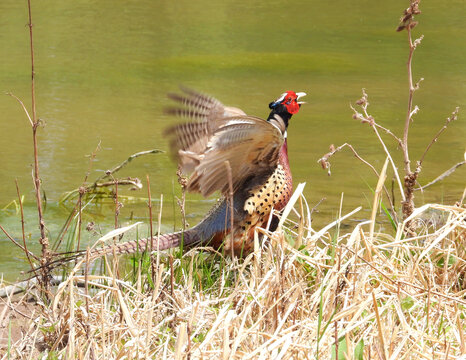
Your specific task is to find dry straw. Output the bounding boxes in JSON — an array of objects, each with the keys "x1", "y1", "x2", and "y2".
[{"x1": 2, "y1": 182, "x2": 465, "y2": 359}]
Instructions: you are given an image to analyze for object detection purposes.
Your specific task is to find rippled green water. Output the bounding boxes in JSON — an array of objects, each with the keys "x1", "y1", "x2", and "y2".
[{"x1": 0, "y1": 0, "x2": 464, "y2": 280}]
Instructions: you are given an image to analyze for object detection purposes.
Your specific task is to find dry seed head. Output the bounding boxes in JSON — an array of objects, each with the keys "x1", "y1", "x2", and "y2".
[
  {"x1": 397, "y1": 0, "x2": 421, "y2": 32},
  {"x1": 86, "y1": 221, "x2": 95, "y2": 232},
  {"x1": 355, "y1": 99, "x2": 365, "y2": 106}
]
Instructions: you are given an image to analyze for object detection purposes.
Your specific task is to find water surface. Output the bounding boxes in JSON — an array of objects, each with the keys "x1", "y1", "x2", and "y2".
[{"x1": 0, "y1": 0, "x2": 464, "y2": 280}]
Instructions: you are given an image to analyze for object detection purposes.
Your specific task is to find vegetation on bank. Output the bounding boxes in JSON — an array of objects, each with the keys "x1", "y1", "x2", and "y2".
[
  {"x1": 2, "y1": 192, "x2": 465, "y2": 359},
  {"x1": 0, "y1": 0, "x2": 465, "y2": 359}
]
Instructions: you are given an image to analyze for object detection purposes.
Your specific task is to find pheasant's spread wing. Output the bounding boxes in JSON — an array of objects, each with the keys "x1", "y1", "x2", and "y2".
[
  {"x1": 186, "y1": 116, "x2": 284, "y2": 197},
  {"x1": 165, "y1": 89, "x2": 284, "y2": 197},
  {"x1": 165, "y1": 87, "x2": 246, "y2": 122},
  {"x1": 165, "y1": 88, "x2": 247, "y2": 171}
]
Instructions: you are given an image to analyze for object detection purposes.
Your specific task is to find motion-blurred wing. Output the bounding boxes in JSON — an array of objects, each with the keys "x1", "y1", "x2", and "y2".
[
  {"x1": 165, "y1": 89, "x2": 285, "y2": 197},
  {"x1": 165, "y1": 88, "x2": 247, "y2": 171}
]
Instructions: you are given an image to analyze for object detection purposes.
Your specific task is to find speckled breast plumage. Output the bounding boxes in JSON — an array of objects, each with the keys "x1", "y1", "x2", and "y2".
[{"x1": 226, "y1": 145, "x2": 293, "y2": 254}]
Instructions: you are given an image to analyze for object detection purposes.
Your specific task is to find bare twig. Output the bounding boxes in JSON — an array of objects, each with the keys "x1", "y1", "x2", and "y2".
[
  {"x1": 398, "y1": 2, "x2": 424, "y2": 223},
  {"x1": 60, "y1": 148, "x2": 157, "y2": 203},
  {"x1": 310, "y1": 197, "x2": 326, "y2": 216},
  {"x1": 318, "y1": 142, "x2": 396, "y2": 218},
  {"x1": 402, "y1": 26, "x2": 423, "y2": 174},
  {"x1": 176, "y1": 166, "x2": 189, "y2": 231},
  {"x1": 415, "y1": 160, "x2": 466, "y2": 191},
  {"x1": 156, "y1": 194, "x2": 163, "y2": 280},
  {"x1": 146, "y1": 174, "x2": 156, "y2": 283},
  {"x1": 15, "y1": 180, "x2": 36, "y2": 273},
  {"x1": 83, "y1": 141, "x2": 101, "y2": 184},
  {"x1": 318, "y1": 143, "x2": 378, "y2": 178},
  {"x1": 224, "y1": 161, "x2": 235, "y2": 259},
  {"x1": 372, "y1": 122, "x2": 403, "y2": 146},
  {"x1": 372, "y1": 292, "x2": 387, "y2": 360},
  {"x1": 334, "y1": 248, "x2": 342, "y2": 360},
  {"x1": 0, "y1": 224, "x2": 38, "y2": 261},
  {"x1": 112, "y1": 175, "x2": 120, "y2": 277},
  {"x1": 94, "y1": 149, "x2": 163, "y2": 184},
  {"x1": 94, "y1": 178, "x2": 142, "y2": 189},
  {"x1": 27, "y1": 0, "x2": 36, "y2": 125},
  {"x1": 418, "y1": 107, "x2": 459, "y2": 166},
  {"x1": 351, "y1": 92, "x2": 406, "y2": 203},
  {"x1": 7, "y1": 93, "x2": 33, "y2": 126},
  {"x1": 15, "y1": 0, "x2": 52, "y2": 295},
  {"x1": 147, "y1": 175, "x2": 154, "y2": 254},
  {"x1": 76, "y1": 189, "x2": 83, "y2": 255},
  {"x1": 77, "y1": 142, "x2": 101, "y2": 253}
]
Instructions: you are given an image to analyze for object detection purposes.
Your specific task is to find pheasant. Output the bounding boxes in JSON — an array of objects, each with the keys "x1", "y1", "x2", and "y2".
[{"x1": 49, "y1": 88, "x2": 306, "y2": 268}]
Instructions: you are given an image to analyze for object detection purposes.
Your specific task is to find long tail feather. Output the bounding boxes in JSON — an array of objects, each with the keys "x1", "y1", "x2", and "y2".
[{"x1": 29, "y1": 229, "x2": 200, "y2": 275}]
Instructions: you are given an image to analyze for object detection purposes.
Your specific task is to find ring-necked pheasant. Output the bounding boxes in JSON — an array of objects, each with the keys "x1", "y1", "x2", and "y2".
[{"x1": 47, "y1": 88, "x2": 306, "y2": 268}]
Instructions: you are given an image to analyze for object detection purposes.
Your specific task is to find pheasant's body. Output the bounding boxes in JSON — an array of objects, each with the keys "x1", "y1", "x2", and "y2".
[
  {"x1": 93, "y1": 145, "x2": 292, "y2": 258},
  {"x1": 224, "y1": 142, "x2": 293, "y2": 254},
  {"x1": 52, "y1": 89, "x2": 305, "y2": 266}
]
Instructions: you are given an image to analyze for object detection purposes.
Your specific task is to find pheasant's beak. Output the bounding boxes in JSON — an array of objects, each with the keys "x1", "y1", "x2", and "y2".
[{"x1": 296, "y1": 92, "x2": 307, "y2": 105}]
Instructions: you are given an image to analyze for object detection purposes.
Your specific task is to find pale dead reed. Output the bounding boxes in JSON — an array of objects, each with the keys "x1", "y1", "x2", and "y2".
[{"x1": 3, "y1": 182, "x2": 465, "y2": 359}]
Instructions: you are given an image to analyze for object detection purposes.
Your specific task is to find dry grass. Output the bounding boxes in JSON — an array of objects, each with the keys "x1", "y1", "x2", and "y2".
[{"x1": 2, "y1": 185, "x2": 465, "y2": 359}]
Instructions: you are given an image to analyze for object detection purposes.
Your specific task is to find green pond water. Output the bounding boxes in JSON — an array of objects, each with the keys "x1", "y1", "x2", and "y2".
[{"x1": 0, "y1": 0, "x2": 464, "y2": 281}]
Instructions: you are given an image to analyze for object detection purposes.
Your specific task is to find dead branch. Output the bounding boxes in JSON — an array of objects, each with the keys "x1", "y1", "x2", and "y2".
[
  {"x1": 15, "y1": 180, "x2": 36, "y2": 274},
  {"x1": 418, "y1": 107, "x2": 459, "y2": 167},
  {"x1": 0, "y1": 224, "x2": 39, "y2": 261},
  {"x1": 224, "y1": 160, "x2": 235, "y2": 259},
  {"x1": 7, "y1": 93, "x2": 33, "y2": 126},
  {"x1": 94, "y1": 149, "x2": 163, "y2": 184},
  {"x1": 398, "y1": 2, "x2": 424, "y2": 223},
  {"x1": 94, "y1": 178, "x2": 142, "y2": 190},
  {"x1": 60, "y1": 149, "x2": 161, "y2": 203},
  {"x1": 415, "y1": 159, "x2": 466, "y2": 191},
  {"x1": 318, "y1": 143, "x2": 378, "y2": 177},
  {"x1": 351, "y1": 93, "x2": 406, "y2": 203},
  {"x1": 176, "y1": 165, "x2": 189, "y2": 230},
  {"x1": 318, "y1": 143, "x2": 396, "y2": 218}
]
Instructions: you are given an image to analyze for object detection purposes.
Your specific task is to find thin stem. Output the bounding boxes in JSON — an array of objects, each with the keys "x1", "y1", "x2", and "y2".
[
  {"x1": 318, "y1": 143, "x2": 396, "y2": 217},
  {"x1": 418, "y1": 107, "x2": 459, "y2": 166},
  {"x1": 94, "y1": 149, "x2": 163, "y2": 184},
  {"x1": 146, "y1": 174, "x2": 156, "y2": 283},
  {"x1": 76, "y1": 142, "x2": 101, "y2": 254},
  {"x1": 372, "y1": 122, "x2": 403, "y2": 147},
  {"x1": 402, "y1": 26, "x2": 415, "y2": 174},
  {"x1": 111, "y1": 174, "x2": 120, "y2": 277},
  {"x1": 7, "y1": 93, "x2": 33, "y2": 126},
  {"x1": 355, "y1": 102, "x2": 406, "y2": 202},
  {"x1": 28, "y1": 0, "x2": 36, "y2": 125},
  {"x1": 0, "y1": 224, "x2": 38, "y2": 260},
  {"x1": 156, "y1": 194, "x2": 163, "y2": 279},
  {"x1": 76, "y1": 192, "x2": 83, "y2": 254},
  {"x1": 370, "y1": 125, "x2": 406, "y2": 203},
  {"x1": 224, "y1": 161, "x2": 235, "y2": 259},
  {"x1": 146, "y1": 175, "x2": 154, "y2": 254},
  {"x1": 15, "y1": 180, "x2": 36, "y2": 272},
  {"x1": 26, "y1": 0, "x2": 50, "y2": 294},
  {"x1": 415, "y1": 160, "x2": 465, "y2": 191}
]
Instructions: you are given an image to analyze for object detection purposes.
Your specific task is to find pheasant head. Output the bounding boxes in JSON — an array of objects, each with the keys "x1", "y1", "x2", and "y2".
[{"x1": 268, "y1": 91, "x2": 306, "y2": 128}]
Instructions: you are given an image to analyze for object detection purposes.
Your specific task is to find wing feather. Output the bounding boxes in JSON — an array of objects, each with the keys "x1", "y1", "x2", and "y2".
[{"x1": 165, "y1": 89, "x2": 284, "y2": 197}]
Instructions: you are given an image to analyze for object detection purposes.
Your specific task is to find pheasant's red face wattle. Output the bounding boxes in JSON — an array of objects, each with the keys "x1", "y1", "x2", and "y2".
[
  {"x1": 271, "y1": 90, "x2": 306, "y2": 115},
  {"x1": 280, "y1": 91, "x2": 298, "y2": 114}
]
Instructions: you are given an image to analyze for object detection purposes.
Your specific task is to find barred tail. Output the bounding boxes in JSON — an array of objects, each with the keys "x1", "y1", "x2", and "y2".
[
  {"x1": 29, "y1": 229, "x2": 202, "y2": 275},
  {"x1": 91, "y1": 228, "x2": 199, "y2": 258},
  {"x1": 30, "y1": 198, "x2": 233, "y2": 275}
]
